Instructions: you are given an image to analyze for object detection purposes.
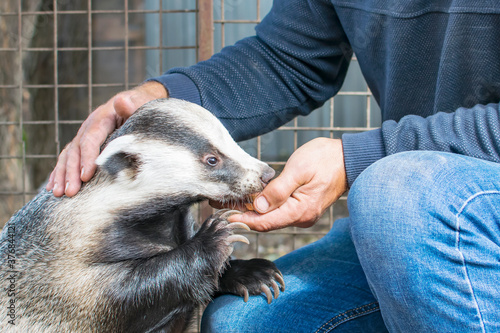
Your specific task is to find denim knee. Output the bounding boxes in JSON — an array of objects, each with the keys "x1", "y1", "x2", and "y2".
[
  {"x1": 201, "y1": 296, "x2": 241, "y2": 333},
  {"x1": 347, "y1": 152, "x2": 500, "y2": 332},
  {"x1": 347, "y1": 151, "x2": 463, "y2": 261}
]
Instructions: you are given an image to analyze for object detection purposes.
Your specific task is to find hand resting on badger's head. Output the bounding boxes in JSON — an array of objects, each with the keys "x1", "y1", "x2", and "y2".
[{"x1": 0, "y1": 98, "x2": 284, "y2": 333}]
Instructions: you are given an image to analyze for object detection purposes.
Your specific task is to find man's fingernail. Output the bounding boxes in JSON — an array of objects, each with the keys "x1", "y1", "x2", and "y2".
[
  {"x1": 254, "y1": 196, "x2": 269, "y2": 213},
  {"x1": 53, "y1": 183, "x2": 59, "y2": 192},
  {"x1": 80, "y1": 167, "x2": 85, "y2": 179},
  {"x1": 65, "y1": 181, "x2": 69, "y2": 192}
]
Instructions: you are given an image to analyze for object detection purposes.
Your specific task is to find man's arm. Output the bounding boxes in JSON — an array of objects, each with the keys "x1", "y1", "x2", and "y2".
[
  {"x1": 342, "y1": 103, "x2": 500, "y2": 186},
  {"x1": 152, "y1": 0, "x2": 352, "y2": 141},
  {"x1": 233, "y1": 103, "x2": 500, "y2": 232}
]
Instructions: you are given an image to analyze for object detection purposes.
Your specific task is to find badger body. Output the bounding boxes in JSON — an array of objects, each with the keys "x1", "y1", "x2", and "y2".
[{"x1": 0, "y1": 99, "x2": 283, "y2": 332}]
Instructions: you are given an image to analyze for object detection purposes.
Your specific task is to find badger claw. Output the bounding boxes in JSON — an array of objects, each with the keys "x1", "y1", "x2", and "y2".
[
  {"x1": 219, "y1": 209, "x2": 243, "y2": 219},
  {"x1": 228, "y1": 222, "x2": 250, "y2": 231},
  {"x1": 275, "y1": 272, "x2": 285, "y2": 291},
  {"x1": 212, "y1": 209, "x2": 241, "y2": 221},
  {"x1": 261, "y1": 284, "x2": 273, "y2": 304},
  {"x1": 227, "y1": 234, "x2": 250, "y2": 245},
  {"x1": 243, "y1": 288, "x2": 249, "y2": 302},
  {"x1": 218, "y1": 258, "x2": 285, "y2": 305},
  {"x1": 271, "y1": 280, "x2": 280, "y2": 299},
  {"x1": 212, "y1": 209, "x2": 231, "y2": 218}
]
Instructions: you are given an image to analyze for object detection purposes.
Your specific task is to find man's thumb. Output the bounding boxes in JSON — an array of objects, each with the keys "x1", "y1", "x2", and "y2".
[{"x1": 254, "y1": 170, "x2": 300, "y2": 214}]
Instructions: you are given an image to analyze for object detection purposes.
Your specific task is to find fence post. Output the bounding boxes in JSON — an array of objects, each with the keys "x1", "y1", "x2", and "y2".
[{"x1": 197, "y1": 0, "x2": 214, "y2": 61}]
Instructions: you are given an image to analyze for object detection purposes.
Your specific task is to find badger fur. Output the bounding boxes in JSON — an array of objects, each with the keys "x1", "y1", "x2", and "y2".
[{"x1": 0, "y1": 98, "x2": 284, "y2": 332}]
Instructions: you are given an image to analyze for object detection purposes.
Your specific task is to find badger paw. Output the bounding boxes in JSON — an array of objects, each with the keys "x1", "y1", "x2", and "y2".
[
  {"x1": 218, "y1": 258, "x2": 285, "y2": 304},
  {"x1": 195, "y1": 209, "x2": 251, "y2": 268}
]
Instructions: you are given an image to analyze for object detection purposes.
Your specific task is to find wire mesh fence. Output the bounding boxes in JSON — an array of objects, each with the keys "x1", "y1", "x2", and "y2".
[{"x1": 0, "y1": 0, "x2": 379, "y2": 331}]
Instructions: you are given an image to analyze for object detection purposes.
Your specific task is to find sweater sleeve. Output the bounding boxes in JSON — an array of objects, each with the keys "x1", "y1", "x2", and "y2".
[
  {"x1": 148, "y1": 0, "x2": 352, "y2": 141},
  {"x1": 342, "y1": 103, "x2": 500, "y2": 186}
]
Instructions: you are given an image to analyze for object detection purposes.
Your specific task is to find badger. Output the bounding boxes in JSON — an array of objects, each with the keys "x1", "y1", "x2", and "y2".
[{"x1": 0, "y1": 98, "x2": 284, "y2": 333}]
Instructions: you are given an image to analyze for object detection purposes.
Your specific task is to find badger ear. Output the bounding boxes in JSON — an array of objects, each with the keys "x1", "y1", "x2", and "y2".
[{"x1": 96, "y1": 135, "x2": 141, "y2": 179}]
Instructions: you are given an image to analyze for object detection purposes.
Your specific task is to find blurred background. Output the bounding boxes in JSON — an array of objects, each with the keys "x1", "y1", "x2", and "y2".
[{"x1": 0, "y1": 0, "x2": 380, "y2": 330}]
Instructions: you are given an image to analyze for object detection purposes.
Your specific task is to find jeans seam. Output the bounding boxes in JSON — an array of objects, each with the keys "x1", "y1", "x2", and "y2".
[
  {"x1": 314, "y1": 302, "x2": 380, "y2": 333},
  {"x1": 455, "y1": 191, "x2": 500, "y2": 333}
]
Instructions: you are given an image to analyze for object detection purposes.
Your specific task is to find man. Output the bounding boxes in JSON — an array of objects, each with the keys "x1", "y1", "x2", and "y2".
[{"x1": 47, "y1": 0, "x2": 500, "y2": 331}]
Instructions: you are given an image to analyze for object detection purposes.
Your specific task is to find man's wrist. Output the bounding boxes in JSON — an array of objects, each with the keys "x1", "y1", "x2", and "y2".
[
  {"x1": 138, "y1": 81, "x2": 168, "y2": 99},
  {"x1": 342, "y1": 129, "x2": 386, "y2": 187},
  {"x1": 145, "y1": 73, "x2": 201, "y2": 106}
]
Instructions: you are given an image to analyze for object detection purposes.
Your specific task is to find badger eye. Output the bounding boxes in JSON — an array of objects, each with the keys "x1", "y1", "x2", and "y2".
[{"x1": 206, "y1": 156, "x2": 219, "y2": 167}]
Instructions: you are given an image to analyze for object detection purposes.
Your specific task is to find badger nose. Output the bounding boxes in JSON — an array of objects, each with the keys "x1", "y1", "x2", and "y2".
[{"x1": 260, "y1": 166, "x2": 276, "y2": 185}]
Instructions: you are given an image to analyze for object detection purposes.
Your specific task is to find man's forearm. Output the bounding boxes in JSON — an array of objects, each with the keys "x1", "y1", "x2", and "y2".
[
  {"x1": 149, "y1": 0, "x2": 353, "y2": 142},
  {"x1": 342, "y1": 103, "x2": 500, "y2": 186}
]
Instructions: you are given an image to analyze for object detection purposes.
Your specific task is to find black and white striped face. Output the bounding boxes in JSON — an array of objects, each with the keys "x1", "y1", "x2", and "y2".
[{"x1": 95, "y1": 98, "x2": 275, "y2": 206}]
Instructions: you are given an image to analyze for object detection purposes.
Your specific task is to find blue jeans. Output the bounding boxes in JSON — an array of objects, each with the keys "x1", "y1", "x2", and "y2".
[{"x1": 201, "y1": 152, "x2": 500, "y2": 332}]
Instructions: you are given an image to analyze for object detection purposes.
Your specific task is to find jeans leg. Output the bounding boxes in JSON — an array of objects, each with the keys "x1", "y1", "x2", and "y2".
[
  {"x1": 349, "y1": 151, "x2": 500, "y2": 332},
  {"x1": 201, "y1": 218, "x2": 388, "y2": 333}
]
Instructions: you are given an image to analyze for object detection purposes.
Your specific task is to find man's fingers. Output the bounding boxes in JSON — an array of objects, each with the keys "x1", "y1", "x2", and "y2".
[
  {"x1": 47, "y1": 118, "x2": 87, "y2": 193},
  {"x1": 228, "y1": 197, "x2": 306, "y2": 232},
  {"x1": 79, "y1": 99, "x2": 123, "y2": 183},
  {"x1": 228, "y1": 210, "x2": 289, "y2": 232},
  {"x1": 79, "y1": 125, "x2": 110, "y2": 182},
  {"x1": 47, "y1": 82, "x2": 168, "y2": 198},
  {"x1": 253, "y1": 169, "x2": 302, "y2": 214},
  {"x1": 78, "y1": 87, "x2": 161, "y2": 182},
  {"x1": 50, "y1": 146, "x2": 69, "y2": 197},
  {"x1": 45, "y1": 169, "x2": 56, "y2": 191},
  {"x1": 64, "y1": 143, "x2": 82, "y2": 197}
]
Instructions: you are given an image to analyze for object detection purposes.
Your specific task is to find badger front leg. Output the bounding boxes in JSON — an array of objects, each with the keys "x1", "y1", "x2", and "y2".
[
  {"x1": 103, "y1": 210, "x2": 251, "y2": 333},
  {"x1": 186, "y1": 211, "x2": 286, "y2": 305}
]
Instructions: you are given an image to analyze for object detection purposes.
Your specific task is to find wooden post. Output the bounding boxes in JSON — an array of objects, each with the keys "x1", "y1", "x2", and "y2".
[{"x1": 197, "y1": 0, "x2": 214, "y2": 62}]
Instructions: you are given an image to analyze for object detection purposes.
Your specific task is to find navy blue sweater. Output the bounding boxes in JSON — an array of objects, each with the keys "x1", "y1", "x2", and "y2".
[{"x1": 151, "y1": 0, "x2": 500, "y2": 186}]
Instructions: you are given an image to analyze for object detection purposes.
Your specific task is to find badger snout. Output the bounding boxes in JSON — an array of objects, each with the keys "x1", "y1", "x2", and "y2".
[
  {"x1": 233, "y1": 162, "x2": 275, "y2": 198},
  {"x1": 260, "y1": 165, "x2": 275, "y2": 185}
]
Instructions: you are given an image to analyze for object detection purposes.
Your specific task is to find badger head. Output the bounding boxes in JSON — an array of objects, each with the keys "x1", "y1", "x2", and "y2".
[{"x1": 95, "y1": 98, "x2": 275, "y2": 208}]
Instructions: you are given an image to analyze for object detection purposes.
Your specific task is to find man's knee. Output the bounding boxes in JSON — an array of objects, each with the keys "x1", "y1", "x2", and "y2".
[
  {"x1": 347, "y1": 150, "x2": 500, "y2": 265},
  {"x1": 201, "y1": 296, "x2": 246, "y2": 333},
  {"x1": 347, "y1": 151, "x2": 465, "y2": 252},
  {"x1": 201, "y1": 293, "x2": 277, "y2": 333},
  {"x1": 347, "y1": 151, "x2": 500, "y2": 330}
]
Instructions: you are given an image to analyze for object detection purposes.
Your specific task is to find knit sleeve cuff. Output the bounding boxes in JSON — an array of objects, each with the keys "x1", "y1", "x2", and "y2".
[
  {"x1": 145, "y1": 73, "x2": 201, "y2": 106},
  {"x1": 342, "y1": 129, "x2": 386, "y2": 187}
]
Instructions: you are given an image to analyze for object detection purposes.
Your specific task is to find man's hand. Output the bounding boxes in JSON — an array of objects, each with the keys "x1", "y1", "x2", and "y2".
[
  {"x1": 228, "y1": 138, "x2": 348, "y2": 232},
  {"x1": 46, "y1": 81, "x2": 167, "y2": 197}
]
